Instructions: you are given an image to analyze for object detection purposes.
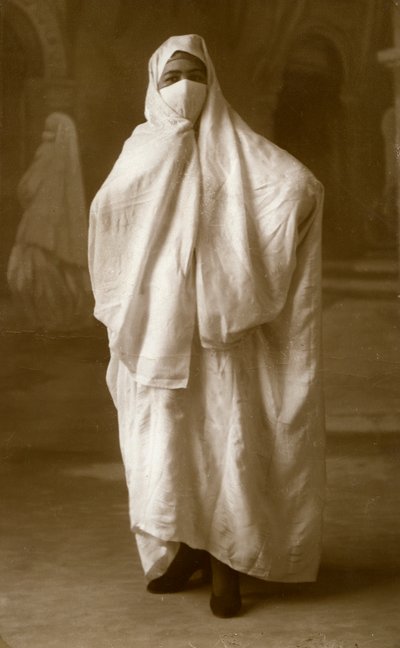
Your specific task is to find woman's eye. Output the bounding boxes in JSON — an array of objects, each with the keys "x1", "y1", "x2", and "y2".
[
  {"x1": 165, "y1": 75, "x2": 179, "y2": 85},
  {"x1": 189, "y1": 73, "x2": 206, "y2": 83}
]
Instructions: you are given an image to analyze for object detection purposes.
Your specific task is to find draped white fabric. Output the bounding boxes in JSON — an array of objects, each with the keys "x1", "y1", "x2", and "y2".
[
  {"x1": 15, "y1": 112, "x2": 89, "y2": 266},
  {"x1": 89, "y1": 35, "x2": 324, "y2": 389},
  {"x1": 8, "y1": 112, "x2": 93, "y2": 330},
  {"x1": 89, "y1": 35, "x2": 325, "y2": 582}
]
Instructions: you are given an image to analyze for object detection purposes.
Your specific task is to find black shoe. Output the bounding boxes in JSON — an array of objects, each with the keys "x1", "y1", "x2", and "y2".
[
  {"x1": 147, "y1": 544, "x2": 211, "y2": 594},
  {"x1": 210, "y1": 591, "x2": 242, "y2": 618}
]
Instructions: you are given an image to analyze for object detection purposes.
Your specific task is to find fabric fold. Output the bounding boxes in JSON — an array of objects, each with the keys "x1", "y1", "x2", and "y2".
[
  {"x1": 89, "y1": 34, "x2": 323, "y2": 389},
  {"x1": 90, "y1": 34, "x2": 326, "y2": 585}
]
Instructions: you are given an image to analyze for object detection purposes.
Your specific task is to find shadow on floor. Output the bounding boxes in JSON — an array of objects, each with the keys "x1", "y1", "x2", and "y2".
[{"x1": 241, "y1": 566, "x2": 399, "y2": 611}]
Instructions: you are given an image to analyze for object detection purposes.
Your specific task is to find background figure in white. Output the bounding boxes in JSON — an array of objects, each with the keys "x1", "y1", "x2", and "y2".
[{"x1": 7, "y1": 112, "x2": 93, "y2": 331}]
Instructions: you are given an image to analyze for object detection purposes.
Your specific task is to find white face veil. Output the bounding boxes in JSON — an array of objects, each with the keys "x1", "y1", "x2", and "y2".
[
  {"x1": 159, "y1": 79, "x2": 207, "y2": 124},
  {"x1": 143, "y1": 34, "x2": 228, "y2": 135},
  {"x1": 89, "y1": 34, "x2": 324, "y2": 395}
]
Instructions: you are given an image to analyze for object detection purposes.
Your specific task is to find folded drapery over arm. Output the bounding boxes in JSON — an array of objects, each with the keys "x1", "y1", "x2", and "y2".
[
  {"x1": 88, "y1": 30, "x2": 323, "y2": 388},
  {"x1": 196, "y1": 173, "x2": 323, "y2": 348},
  {"x1": 88, "y1": 202, "x2": 128, "y2": 334},
  {"x1": 88, "y1": 135, "x2": 200, "y2": 389}
]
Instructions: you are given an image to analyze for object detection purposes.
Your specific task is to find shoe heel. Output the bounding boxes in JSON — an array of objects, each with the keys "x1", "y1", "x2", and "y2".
[{"x1": 210, "y1": 591, "x2": 241, "y2": 618}]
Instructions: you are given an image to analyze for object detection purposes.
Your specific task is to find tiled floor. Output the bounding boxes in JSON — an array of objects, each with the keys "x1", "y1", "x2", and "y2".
[
  {"x1": 1, "y1": 294, "x2": 400, "y2": 647},
  {"x1": 1, "y1": 437, "x2": 399, "y2": 647}
]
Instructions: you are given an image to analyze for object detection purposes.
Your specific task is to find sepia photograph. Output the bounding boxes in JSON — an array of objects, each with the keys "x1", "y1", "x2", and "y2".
[{"x1": 0, "y1": 1, "x2": 399, "y2": 647}]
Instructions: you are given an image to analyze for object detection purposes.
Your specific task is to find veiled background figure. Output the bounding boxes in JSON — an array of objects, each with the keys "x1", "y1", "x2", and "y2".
[{"x1": 7, "y1": 112, "x2": 93, "y2": 331}]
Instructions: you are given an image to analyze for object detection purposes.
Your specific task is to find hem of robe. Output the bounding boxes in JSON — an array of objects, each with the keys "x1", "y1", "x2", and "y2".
[
  {"x1": 132, "y1": 524, "x2": 322, "y2": 584},
  {"x1": 8, "y1": 243, "x2": 94, "y2": 331}
]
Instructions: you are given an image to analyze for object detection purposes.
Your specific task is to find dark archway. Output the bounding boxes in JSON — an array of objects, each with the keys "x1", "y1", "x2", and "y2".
[
  {"x1": 0, "y1": 12, "x2": 44, "y2": 294},
  {"x1": 1, "y1": 1, "x2": 72, "y2": 297},
  {"x1": 274, "y1": 37, "x2": 348, "y2": 259}
]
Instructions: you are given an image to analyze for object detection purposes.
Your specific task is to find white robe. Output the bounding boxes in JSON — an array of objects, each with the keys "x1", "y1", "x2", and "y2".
[
  {"x1": 8, "y1": 112, "x2": 93, "y2": 331},
  {"x1": 89, "y1": 35, "x2": 325, "y2": 581}
]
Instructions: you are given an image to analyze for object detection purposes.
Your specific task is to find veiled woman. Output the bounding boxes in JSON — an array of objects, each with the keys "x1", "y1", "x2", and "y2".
[
  {"x1": 7, "y1": 112, "x2": 92, "y2": 331},
  {"x1": 89, "y1": 35, "x2": 325, "y2": 617}
]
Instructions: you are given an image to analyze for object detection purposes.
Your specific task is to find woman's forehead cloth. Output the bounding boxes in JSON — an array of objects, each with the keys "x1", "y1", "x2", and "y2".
[
  {"x1": 168, "y1": 50, "x2": 206, "y2": 66},
  {"x1": 154, "y1": 34, "x2": 207, "y2": 81},
  {"x1": 161, "y1": 51, "x2": 207, "y2": 81}
]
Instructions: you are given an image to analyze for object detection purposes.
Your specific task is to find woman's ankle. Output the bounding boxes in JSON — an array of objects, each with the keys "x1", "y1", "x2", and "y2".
[
  {"x1": 209, "y1": 556, "x2": 241, "y2": 617},
  {"x1": 210, "y1": 556, "x2": 240, "y2": 596}
]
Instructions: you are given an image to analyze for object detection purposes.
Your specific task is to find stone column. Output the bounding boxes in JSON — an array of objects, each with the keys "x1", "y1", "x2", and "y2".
[
  {"x1": 339, "y1": 92, "x2": 373, "y2": 257},
  {"x1": 378, "y1": 5, "x2": 400, "y2": 285}
]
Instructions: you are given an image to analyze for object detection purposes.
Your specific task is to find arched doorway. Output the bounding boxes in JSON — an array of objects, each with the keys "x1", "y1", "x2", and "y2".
[
  {"x1": 1, "y1": 1, "x2": 70, "y2": 296},
  {"x1": 0, "y1": 9, "x2": 44, "y2": 294},
  {"x1": 274, "y1": 37, "x2": 348, "y2": 259}
]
